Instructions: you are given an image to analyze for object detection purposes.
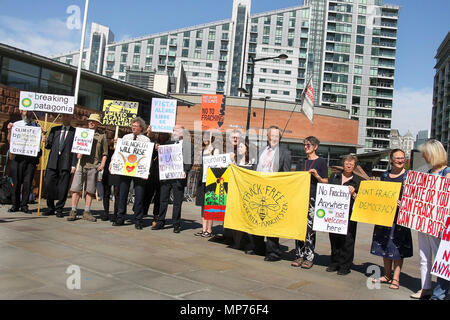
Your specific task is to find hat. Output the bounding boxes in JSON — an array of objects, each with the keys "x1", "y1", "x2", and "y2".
[{"x1": 87, "y1": 113, "x2": 102, "y2": 123}]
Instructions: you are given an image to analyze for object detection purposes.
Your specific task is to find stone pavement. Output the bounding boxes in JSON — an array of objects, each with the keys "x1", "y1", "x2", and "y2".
[{"x1": 0, "y1": 199, "x2": 432, "y2": 300}]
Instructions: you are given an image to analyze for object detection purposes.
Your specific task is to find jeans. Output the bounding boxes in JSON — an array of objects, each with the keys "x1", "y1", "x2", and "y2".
[{"x1": 431, "y1": 278, "x2": 449, "y2": 300}]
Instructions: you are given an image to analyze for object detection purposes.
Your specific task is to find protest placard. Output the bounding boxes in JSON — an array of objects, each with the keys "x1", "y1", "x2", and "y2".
[
  {"x1": 110, "y1": 138, "x2": 153, "y2": 179},
  {"x1": 202, "y1": 153, "x2": 232, "y2": 183},
  {"x1": 431, "y1": 216, "x2": 450, "y2": 281},
  {"x1": 19, "y1": 91, "x2": 74, "y2": 114},
  {"x1": 158, "y1": 143, "x2": 185, "y2": 180},
  {"x1": 150, "y1": 98, "x2": 177, "y2": 133},
  {"x1": 102, "y1": 100, "x2": 139, "y2": 127},
  {"x1": 71, "y1": 128, "x2": 95, "y2": 155},
  {"x1": 10, "y1": 126, "x2": 42, "y2": 157},
  {"x1": 201, "y1": 94, "x2": 226, "y2": 131},
  {"x1": 313, "y1": 183, "x2": 351, "y2": 235},
  {"x1": 397, "y1": 170, "x2": 450, "y2": 238},
  {"x1": 351, "y1": 180, "x2": 402, "y2": 227},
  {"x1": 204, "y1": 167, "x2": 229, "y2": 221}
]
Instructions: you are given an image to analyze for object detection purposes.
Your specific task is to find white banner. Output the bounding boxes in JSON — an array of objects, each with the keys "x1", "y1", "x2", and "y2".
[
  {"x1": 313, "y1": 183, "x2": 351, "y2": 235},
  {"x1": 71, "y1": 128, "x2": 95, "y2": 155},
  {"x1": 10, "y1": 126, "x2": 42, "y2": 157},
  {"x1": 302, "y1": 77, "x2": 314, "y2": 124},
  {"x1": 158, "y1": 143, "x2": 185, "y2": 180},
  {"x1": 431, "y1": 217, "x2": 450, "y2": 281},
  {"x1": 19, "y1": 91, "x2": 75, "y2": 114},
  {"x1": 150, "y1": 98, "x2": 177, "y2": 133},
  {"x1": 110, "y1": 138, "x2": 154, "y2": 179},
  {"x1": 202, "y1": 153, "x2": 232, "y2": 183}
]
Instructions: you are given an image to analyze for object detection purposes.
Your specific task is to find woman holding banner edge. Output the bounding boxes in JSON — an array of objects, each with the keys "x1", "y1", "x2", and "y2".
[
  {"x1": 410, "y1": 139, "x2": 450, "y2": 300},
  {"x1": 370, "y1": 148, "x2": 413, "y2": 290}
]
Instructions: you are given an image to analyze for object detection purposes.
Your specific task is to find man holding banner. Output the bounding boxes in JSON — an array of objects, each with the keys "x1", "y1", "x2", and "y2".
[
  {"x1": 112, "y1": 117, "x2": 152, "y2": 230},
  {"x1": 42, "y1": 114, "x2": 77, "y2": 218},
  {"x1": 68, "y1": 114, "x2": 108, "y2": 222},
  {"x1": 7, "y1": 110, "x2": 42, "y2": 213}
]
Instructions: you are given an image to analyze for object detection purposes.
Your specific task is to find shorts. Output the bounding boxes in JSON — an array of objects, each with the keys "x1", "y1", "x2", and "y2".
[{"x1": 70, "y1": 167, "x2": 98, "y2": 195}]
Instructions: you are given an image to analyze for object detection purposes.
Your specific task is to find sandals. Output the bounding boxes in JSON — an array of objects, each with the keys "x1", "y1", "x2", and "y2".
[
  {"x1": 194, "y1": 230, "x2": 206, "y2": 236},
  {"x1": 291, "y1": 257, "x2": 304, "y2": 267},
  {"x1": 372, "y1": 275, "x2": 392, "y2": 284},
  {"x1": 201, "y1": 231, "x2": 213, "y2": 238},
  {"x1": 389, "y1": 279, "x2": 400, "y2": 290}
]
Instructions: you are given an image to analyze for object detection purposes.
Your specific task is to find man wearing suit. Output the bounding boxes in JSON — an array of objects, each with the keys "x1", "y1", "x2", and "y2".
[
  {"x1": 152, "y1": 125, "x2": 193, "y2": 233},
  {"x1": 42, "y1": 114, "x2": 77, "y2": 217},
  {"x1": 247, "y1": 125, "x2": 292, "y2": 261}
]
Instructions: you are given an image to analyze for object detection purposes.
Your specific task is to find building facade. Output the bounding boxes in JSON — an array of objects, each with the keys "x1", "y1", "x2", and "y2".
[
  {"x1": 431, "y1": 32, "x2": 450, "y2": 155},
  {"x1": 414, "y1": 129, "x2": 428, "y2": 149},
  {"x1": 389, "y1": 129, "x2": 414, "y2": 159},
  {"x1": 53, "y1": 0, "x2": 399, "y2": 162}
]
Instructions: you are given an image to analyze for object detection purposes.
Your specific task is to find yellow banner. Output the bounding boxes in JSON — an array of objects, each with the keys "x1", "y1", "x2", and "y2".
[
  {"x1": 102, "y1": 100, "x2": 139, "y2": 127},
  {"x1": 224, "y1": 165, "x2": 310, "y2": 240},
  {"x1": 351, "y1": 180, "x2": 402, "y2": 227},
  {"x1": 37, "y1": 120, "x2": 60, "y2": 170}
]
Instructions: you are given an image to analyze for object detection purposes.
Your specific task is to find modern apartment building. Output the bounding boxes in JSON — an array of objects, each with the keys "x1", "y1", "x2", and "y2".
[
  {"x1": 53, "y1": 0, "x2": 399, "y2": 160},
  {"x1": 431, "y1": 32, "x2": 450, "y2": 155}
]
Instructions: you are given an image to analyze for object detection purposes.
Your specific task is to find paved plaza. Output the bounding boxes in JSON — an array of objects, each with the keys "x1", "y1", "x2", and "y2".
[{"x1": 0, "y1": 198, "x2": 431, "y2": 300}]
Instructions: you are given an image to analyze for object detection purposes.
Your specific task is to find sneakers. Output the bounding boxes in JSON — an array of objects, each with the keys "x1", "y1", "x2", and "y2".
[
  {"x1": 410, "y1": 289, "x2": 432, "y2": 299},
  {"x1": 82, "y1": 211, "x2": 97, "y2": 222},
  {"x1": 67, "y1": 209, "x2": 77, "y2": 221}
]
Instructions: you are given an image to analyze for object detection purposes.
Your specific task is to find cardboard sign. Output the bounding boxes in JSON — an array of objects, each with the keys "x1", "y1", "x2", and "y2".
[
  {"x1": 202, "y1": 153, "x2": 232, "y2": 183},
  {"x1": 313, "y1": 183, "x2": 351, "y2": 235},
  {"x1": 110, "y1": 138, "x2": 154, "y2": 179},
  {"x1": 431, "y1": 217, "x2": 450, "y2": 281},
  {"x1": 158, "y1": 143, "x2": 185, "y2": 180},
  {"x1": 398, "y1": 170, "x2": 450, "y2": 238},
  {"x1": 204, "y1": 167, "x2": 229, "y2": 221},
  {"x1": 351, "y1": 180, "x2": 402, "y2": 227},
  {"x1": 150, "y1": 98, "x2": 177, "y2": 133},
  {"x1": 19, "y1": 91, "x2": 74, "y2": 114},
  {"x1": 71, "y1": 128, "x2": 95, "y2": 155},
  {"x1": 201, "y1": 94, "x2": 225, "y2": 131},
  {"x1": 10, "y1": 126, "x2": 41, "y2": 157},
  {"x1": 102, "y1": 100, "x2": 139, "y2": 127}
]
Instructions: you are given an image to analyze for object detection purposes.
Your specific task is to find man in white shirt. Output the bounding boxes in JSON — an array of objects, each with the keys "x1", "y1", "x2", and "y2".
[
  {"x1": 112, "y1": 117, "x2": 152, "y2": 230},
  {"x1": 7, "y1": 110, "x2": 41, "y2": 213}
]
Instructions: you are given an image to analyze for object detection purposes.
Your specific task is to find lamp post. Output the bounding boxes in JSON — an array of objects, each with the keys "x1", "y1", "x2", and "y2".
[
  {"x1": 239, "y1": 54, "x2": 288, "y2": 146},
  {"x1": 259, "y1": 96, "x2": 271, "y2": 138}
]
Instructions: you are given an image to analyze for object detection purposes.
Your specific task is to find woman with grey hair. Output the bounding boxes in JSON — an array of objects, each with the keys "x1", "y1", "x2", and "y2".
[{"x1": 327, "y1": 154, "x2": 363, "y2": 275}]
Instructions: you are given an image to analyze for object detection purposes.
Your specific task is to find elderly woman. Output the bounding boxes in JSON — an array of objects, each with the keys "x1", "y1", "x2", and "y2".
[
  {"x1": 411, "y1": 139, "x2": 450, "y2": 300},
  {"x1": 292, "y1": 136, "x2": 328, "y2": 269},
  {"x1": 327, "y1": 155, "x2": 364, "y2": 275},
  {"x1": 371, "y1": 149, "x2": 413, "y2": 290}
]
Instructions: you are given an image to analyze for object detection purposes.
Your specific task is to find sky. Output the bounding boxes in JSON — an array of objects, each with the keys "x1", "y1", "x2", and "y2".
[{"x1": 0, "y1": 0, "x2": 449, "y2": 138}]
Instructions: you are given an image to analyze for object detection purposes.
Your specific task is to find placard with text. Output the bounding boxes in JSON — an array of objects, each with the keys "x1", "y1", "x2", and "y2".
[
  {"x1": 10, "y1": 126, "x2": 41, "y2": 157},
  {"x1": 158, "y1": 143, "x2": 185, "y2": 180},
  {"x1": 71, "y1": 128, "x2": 95, "y2": 155}
]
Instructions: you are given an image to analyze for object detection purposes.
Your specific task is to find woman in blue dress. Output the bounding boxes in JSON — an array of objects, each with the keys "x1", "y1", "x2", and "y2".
[{"x1": 370, "y1": 148, "x2": 413, "y2": 290}]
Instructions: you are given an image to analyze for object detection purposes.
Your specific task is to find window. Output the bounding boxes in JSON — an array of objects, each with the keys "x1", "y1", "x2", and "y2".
[
  {"x1": 222, "y1": 23, "x2": 229, "y2": 31},
  {"x1": 159, "y1": 48, "x2": 167, "y2": 55},
  {"x1": 196, "y1": 30, "x2": 203, "y2": 38},
  {"x1": 357, "y1": 35, "x2": 365, "y2": 44},
  {"x1": 121, "y1": 54, "x2": 127, "y2": 63},
  {"x1": 355, "y1": 45, "x2": 364, "y2": 54},
  {"x1": 354, "y1": 76, "x2": 362, "y2": 85},
  {"x1": 357, "y1": 15, "x2": 366, "y2": 24},
  {"x1": 207, "y1": 51, "x2": 214, "y2": 60},
  {"x1": 181, "y1": 49, "x2": 189, "y2": 57},
  {"x1": 353, "y1": 86, "x2": 361, "y2": 95},
  {"x1": 264, "y1": 16, "x2": 271, "y2": 25},
  {"x1": 357, "y1": 25, "x2": 365, "y2": 34},
  {"x1": 184, "y1": 31, "x2": 190, "y2": 37},
  {"x1": 196, "y1": 40, "x2": 202, "y2": 48},
  {"x1": 134, "y1": 45, "x2": 141, "y2": 54},
  {"x1": 355, "y1": 55, "x2": 363, "y2": 64},
  {"x1": 183, "y1": 39, "x2": 190, "y2": 48},
  {"x1": 208, "y1": 41, "x2": 215, "y2": 50},
  {"x1": 208, "y1": 31, "x2": 216, "y2": 40},
  {"x1": 160, "y1": 36, "x2": 168, "y2": 46},
  {"x1": 146, "y1": 46, "x2": 154, "y2": 55},
  {"x1": 132, "y1": 55, "x2": 140, "y2": 64},
  {"x1": 354, "y1": 65, "x2": 363, "y2": 74}
]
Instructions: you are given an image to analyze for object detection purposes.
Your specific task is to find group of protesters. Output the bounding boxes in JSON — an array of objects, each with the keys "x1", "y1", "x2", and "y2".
[{"x1": 5, "y1": 110, "x2": 449, "y2": 300}]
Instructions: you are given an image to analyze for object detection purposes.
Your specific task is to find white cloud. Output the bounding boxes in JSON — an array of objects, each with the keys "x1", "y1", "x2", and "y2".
[
  {"x1": 391, "y1": 87, "x2": 433, "y2": 138},
  {"x1": 0, "y1": 15, "x2": 82, "y2": 57}
]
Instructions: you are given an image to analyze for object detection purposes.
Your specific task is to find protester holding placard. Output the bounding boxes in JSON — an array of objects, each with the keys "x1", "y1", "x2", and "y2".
[
  {"x1": 42, "y1": 114, "x2": 77, "y2": 218},
  {"x1": 195, "y1": 132, "x2": 220, "y2": 238},
  {"x1": 68, "y1": 114, "x2": 108, "y2": 222},
  {"x1": 153, "y1": 125, "x2": 193, "y2": 233},
  {"x1": 326, "y1": 155, "x2": 363, "y2": 275},
  {"x1": 370, "y1": 149, "x2": 413, "y2": 290},
  {"x1": 410, "y1": 139, "x2": 450, "y2": 299},
  {"x1": 7, "y1": 110, "x2": 42, "y2": 213},
  {"x1": 292, "y1": 136, "x2": 328, "y2": 269},
  {"x1": 112, "y1": 117, "x2": 152, "y2": 230},
  {"x1": 248, "y1": 126, "x2": 292, "y2": 262}
]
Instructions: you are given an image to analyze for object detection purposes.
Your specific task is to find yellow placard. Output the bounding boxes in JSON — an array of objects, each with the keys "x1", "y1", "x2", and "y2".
[
  {"x1": 351, "y1": 180, "x2": 402, "y2": 227},
  {"x1": 224, "y1": 165, "x2": 310, "y2": 241},
  {"x1": 102, "y1": 100, "x2": 139, "y2": 127}
]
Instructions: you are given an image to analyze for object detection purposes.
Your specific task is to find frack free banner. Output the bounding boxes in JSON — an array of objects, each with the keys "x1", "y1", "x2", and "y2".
[
  {"x1": 351, "y1": 180, "x2": 402, "y2": 227},
  {"x1": 110, "y1": 138, "x2": 154, "y2": 179},
  {"x1": 19, "y1": 91, "x2": 74, "y2": 114},
  {"x1": 398, "y1": 170, "x2": 450, "y2": 238},
  {"x1": 224, "y1": 165, "x2": 310, "y2": 240}
]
